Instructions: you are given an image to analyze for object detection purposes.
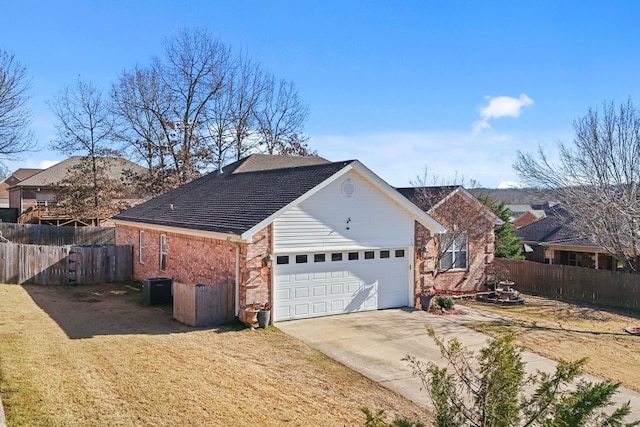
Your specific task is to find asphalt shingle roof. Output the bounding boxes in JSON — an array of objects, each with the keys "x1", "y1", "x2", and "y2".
[
  {"x1": 395, "y1": 186, "x2": 459, "y2": 211},
  {"x1": 112, "y1": 155, "x2": 353, "y2": 235},
  {"x1": 0, "y1": 168, "x2": 43, "y2": 198},
  {"x1": 516, "y1": 208, "x2": 600, "y2": 247},
  {"x1": 16, "y1": 157, "x2": 146, "y2": 187}
]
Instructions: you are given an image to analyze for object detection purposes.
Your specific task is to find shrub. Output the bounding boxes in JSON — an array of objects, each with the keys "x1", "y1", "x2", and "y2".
[
  {"x1": 435, "y1": 296, "x2": 454, "y2": 311},
  {"x1": 403, "y1": 329, "x2": 639, "y2": 427}
]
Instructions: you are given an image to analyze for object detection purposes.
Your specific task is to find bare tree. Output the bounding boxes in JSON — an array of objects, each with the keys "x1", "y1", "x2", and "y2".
[
  {"x1": 51, "y1": 158, "x2": 134, "y2": 224},
  {"x1": 111, "y1": 28, "x2": 314, "y2": 194},
  {"x1": 514, "y1": 99, "x2": 640, "y2": 271},
  {"x1": 48, "y1": 78, "x2": 120, "y2": 214},
  {"x1": 255, "y1": 77, "x2": 311, "y2": 155},
  {"x1": 160, "y1": 28, "x2": 232, "y2": 182},
  {"x1": 111, "y1": 65, "x2": 182, "y2": 195},
  {"x1": 227, "y1": 54, "x2": 268, "y2": 162},
  {"x1": 0, "y1": 49, "x2": 35, "y2": 161}
]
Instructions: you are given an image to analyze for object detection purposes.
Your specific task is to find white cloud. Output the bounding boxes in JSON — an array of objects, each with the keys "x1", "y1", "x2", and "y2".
[
  {"x1": 497, "y1": 180, "x2": 527, "y2": 189},
  {"x1": 472, "y1": 94, "x2": 534, "y2": 135}
]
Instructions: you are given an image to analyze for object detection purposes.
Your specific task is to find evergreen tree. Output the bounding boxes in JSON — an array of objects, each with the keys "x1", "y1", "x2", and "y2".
[
  {"x1": 403, "y1": 330, "x2": 639, "y2": 427},
  {"x1": 480, "y1": 196, "x2": 525, "y2": 260}
]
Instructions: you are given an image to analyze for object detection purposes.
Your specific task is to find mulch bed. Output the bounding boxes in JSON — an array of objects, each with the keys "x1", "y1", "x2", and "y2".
[{"x1": 427, "y1": 309, "x2": 466, "y2": 316}]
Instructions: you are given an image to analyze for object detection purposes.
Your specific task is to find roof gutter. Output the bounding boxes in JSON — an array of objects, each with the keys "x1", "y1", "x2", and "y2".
[{"x1": 112, "y1": 219, "x2": 245, "y2": 243}]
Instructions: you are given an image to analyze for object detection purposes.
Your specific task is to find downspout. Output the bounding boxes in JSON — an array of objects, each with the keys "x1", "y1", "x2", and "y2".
[{"x1": 228, "y1": 238, "x2": 242, "y2": 317}]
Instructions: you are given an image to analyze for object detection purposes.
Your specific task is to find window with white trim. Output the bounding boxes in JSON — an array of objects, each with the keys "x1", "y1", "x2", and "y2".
[
  {"x1": 160, "y1": 234, "x2": 167, "y2": 271},
  {"x1": 440, "y1": 233, "x2": 467, "y2": 270},
  {"x1": 139, "y1": 230, "x2": 145, "y2": 264}
]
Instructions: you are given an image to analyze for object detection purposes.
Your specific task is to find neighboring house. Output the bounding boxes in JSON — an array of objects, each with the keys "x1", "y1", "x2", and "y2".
[
  {"x1": 505, "y1": 204, "x2": 546, "y2": 228},
  {"x1": 397, "y1": 186, "x2": 502, "y2": 294},
  {"x1": 9, "y1": 156, "x2": 146, "y2": 226},
  {"x1": 516, "y1": 208, "x2": 616, "y2": 270},
  {"x1": 113, "y1": 154, "x2": 447, "y2": 325},
  {"x1": 0, "y1": 168, "x2": 43, "y2": 208}
]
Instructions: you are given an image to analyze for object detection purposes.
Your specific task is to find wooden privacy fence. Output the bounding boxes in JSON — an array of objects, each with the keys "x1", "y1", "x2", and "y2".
[
  {"x1": 172, "y1": 282, "x2": 235, "y2": 326},
  {"x1": 495, "y1": 258, "x2": 640, "y2": 312},
  {"x1": 0, "y1": 243, "x2": 132, "y2": 285},
  {"x1": 0, "y1": 223, "x2": 116, "y2": 246}
]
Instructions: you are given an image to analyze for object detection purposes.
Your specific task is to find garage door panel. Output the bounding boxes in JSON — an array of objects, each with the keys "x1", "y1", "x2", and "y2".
[
  {"x1": 295, "y1": 287, "x2": 309, "y2": 298},
  {"x1": 312, "y1": 302, "x2": 327, "y2": 314},
  {"x1": 347, "y1": 281, "x2": 360, "y2": 293},
  {"x1": 275, "y1": 248, "x2": 409, "y2": 321},
  {"x1": 312, "y1": 285, "x2": 327, "y2": 296},
  {"x1": 330, "y1": 299, "x2": 344, "y2": 312},
  {"x1": 330, "y1": 283, "x2": 344, "y2": 295},
  {"x1": 294, "y1": 304, "x2": 310, "y2": 316}
]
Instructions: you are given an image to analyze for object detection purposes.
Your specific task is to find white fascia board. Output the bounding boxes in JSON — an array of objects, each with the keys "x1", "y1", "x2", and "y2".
[
  {"x1": 240, "y1": 164, "x2": 356, "y2": 241},
  {"x1": 350, "y1": 161, "x2": 446, "y2": 234},
  {"x1": 113, "y1": 219, "x2": 245, "y2": 243}
]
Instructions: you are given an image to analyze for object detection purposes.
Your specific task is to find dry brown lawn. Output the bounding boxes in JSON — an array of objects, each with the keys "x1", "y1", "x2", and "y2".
[
  {"x1": 459, "y1": 295, "x2": 640, "y2": 392},
  {"x1": 0, "y1": 283, "x2": 432, "y2": 427}
]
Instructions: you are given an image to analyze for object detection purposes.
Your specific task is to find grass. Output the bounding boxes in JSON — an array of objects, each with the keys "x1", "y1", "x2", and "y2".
[
  {"x1": 0, "y1": 283, "x2": 431, "y2": 426},
  {"x1": 459, "y1": 294, "x2": 640, "y2": 392}
]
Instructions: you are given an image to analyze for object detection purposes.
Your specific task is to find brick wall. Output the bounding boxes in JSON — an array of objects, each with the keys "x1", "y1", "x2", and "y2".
[
  {"x1": 115, "y1": 224, "x2": 236, "y2": 286},
  {"x1": 413, "y1": 193, "x2": 496, "y2": 306},
  {"x1": 116, "y1": 223, "x2": 275, "y2": 326}
]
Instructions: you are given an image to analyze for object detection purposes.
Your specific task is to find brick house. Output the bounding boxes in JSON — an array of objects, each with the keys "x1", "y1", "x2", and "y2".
[
  {"x1": 0, "y1": 168, "x2": 43, "y2": 208},
  {"x1": 9, "y1": 156, "x2": 146, "y2": 226},
  {"x1": 397, "y1": 186, "x2": 502, "y2": 296},
  {"x1": 114, "y1": 154, "x2": 462, "y2": 325}
]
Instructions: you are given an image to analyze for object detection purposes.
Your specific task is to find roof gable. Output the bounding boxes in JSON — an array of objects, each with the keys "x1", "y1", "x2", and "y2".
[
  {"x1": 113, "y1": 155, "x2": 446, "y2": 239},
  {"x1": 396, "y1": 186, "x2": 503, "y2": 225},
  {"x1": 114, "y1": 156, "x2": 354, "y2": 236},
  {"x1": 16, "y1": 157, "x2": 145, "y2": 187}
]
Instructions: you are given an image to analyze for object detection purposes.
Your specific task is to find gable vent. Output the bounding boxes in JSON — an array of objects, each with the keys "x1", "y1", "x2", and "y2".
[{"x1": 342, "y1": 179, "x2": 355, "y2": 197}]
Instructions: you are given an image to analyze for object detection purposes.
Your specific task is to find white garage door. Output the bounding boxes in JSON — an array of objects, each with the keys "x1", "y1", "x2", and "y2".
[{"x1": 274, "y1": 248, "x2": 410, "y2": 321}]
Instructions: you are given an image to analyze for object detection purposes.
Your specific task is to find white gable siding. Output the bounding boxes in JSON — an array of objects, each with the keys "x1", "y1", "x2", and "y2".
[{"x1": 274, "y1": 170, "x2": 414, "y2": 253}]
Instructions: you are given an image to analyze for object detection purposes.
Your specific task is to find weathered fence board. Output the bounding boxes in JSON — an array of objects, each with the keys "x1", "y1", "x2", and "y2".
[
  {"x1": 0, "y1": 223, "x2": 115, "y2": 246},
  {"x1": 173, "y1": 282, "x2": 235, "y2": 326},
  {"x1": 0, "y1": 243, "x2": 132, "y2": 285},
  {"x1": 495, "y1": 258, "x2": 640, "y2": 312}
]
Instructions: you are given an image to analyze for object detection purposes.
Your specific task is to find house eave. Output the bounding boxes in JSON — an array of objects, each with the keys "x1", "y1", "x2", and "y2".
[{"x1": 113, "y1": 219, "x2": 245, "y2": 243}]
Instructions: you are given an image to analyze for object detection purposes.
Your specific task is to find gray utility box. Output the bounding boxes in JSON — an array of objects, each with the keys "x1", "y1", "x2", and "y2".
[{"x1": 143, "y1": 278, "x2": 173, "y2": 305}]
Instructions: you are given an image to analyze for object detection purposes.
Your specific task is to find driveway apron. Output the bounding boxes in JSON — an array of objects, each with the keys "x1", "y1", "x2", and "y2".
[{"x1": 276, "y1": 306, "x2": 640, "y2": 420}]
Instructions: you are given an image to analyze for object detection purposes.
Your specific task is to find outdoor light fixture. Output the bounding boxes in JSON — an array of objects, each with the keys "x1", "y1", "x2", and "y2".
[
  {"x1": 264, "y1": 253, "x2": 274, "y2": 269},
  {"x1": 420, "y1": 246, "x2": 428, "y2": 259}
]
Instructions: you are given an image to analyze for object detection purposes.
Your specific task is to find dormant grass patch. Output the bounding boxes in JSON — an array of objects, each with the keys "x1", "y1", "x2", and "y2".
[
  {"x1": 461, "y1": 295, "x2": 640, "y2": 392},
  {"x1": 0, "y1": 283, "x2": 431, "y2": 426}
]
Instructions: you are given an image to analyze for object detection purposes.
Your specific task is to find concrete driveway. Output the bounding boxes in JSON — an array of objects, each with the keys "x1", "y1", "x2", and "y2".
[{"x1": 276, "y1": 306, "x2": 640, "y2": 419}]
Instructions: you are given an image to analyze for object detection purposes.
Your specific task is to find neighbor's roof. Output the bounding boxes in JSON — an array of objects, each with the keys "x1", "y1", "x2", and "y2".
[
  {"x1": 113, "y1": 155, "x2": 353, "y2": 236},
  {"x1": 516, "y1": 208, "x2": 599, "y2": 248},
  {"x1": 15, "y1": 156, "x2": 146, "y2": 187},
  {"x1": 0, "y1": 168, "x2": 43, "y2": 198}
]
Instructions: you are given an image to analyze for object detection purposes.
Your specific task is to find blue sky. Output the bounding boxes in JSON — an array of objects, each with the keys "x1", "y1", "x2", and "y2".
[{"x1": 2, "y1": 0, "x2": 639, "y2": 188}]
